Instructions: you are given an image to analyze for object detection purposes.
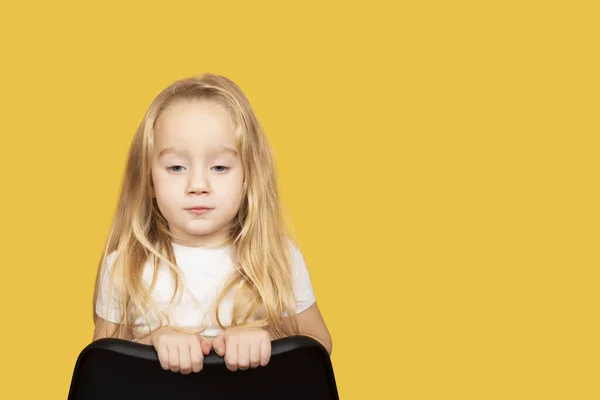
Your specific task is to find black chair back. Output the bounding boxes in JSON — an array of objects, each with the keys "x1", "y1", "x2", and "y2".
[{"x1": 68, "y1": 335, "x2": 339, "y2": 400}]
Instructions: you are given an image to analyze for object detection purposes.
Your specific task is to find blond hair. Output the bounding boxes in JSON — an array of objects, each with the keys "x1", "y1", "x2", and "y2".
[{"x1": 92, "y1": 73, "x2": 299, "y2": 340}]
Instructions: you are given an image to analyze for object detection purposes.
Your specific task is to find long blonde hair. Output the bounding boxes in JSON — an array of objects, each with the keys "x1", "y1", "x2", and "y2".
[{"x1": 92, "y1": 73, "x2": 299, "y2": 340}]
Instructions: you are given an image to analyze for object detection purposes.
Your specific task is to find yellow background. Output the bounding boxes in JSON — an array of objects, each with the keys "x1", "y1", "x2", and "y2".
[{"x1": 0, "y1": 1, "x2": 598, "y2": 399}]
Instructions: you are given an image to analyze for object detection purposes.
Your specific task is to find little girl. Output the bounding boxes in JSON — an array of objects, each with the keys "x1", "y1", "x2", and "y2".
[{"x1": 92, "y1": 73, "x2": 332, "y2": 375}]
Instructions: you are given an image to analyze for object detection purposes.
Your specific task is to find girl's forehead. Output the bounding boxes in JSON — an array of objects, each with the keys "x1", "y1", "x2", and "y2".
[
  {"x1": 154, "y1": 111, "x2": 237, "y2": 150},
  {"x1": 157, "y1": 98, "x2": 235, "y2": 127}
]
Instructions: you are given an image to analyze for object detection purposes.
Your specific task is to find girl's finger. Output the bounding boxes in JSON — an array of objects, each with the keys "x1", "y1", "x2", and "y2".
[
  {"x1": 260, "y1": 337, "x2": 271, "y2": 367},
  {"x1": 190, "y1": 338, "x2": 204, "y2": 373},
  {"x1": 200, "y1": 336, "x2": 212, "y2": 355},
  {"x1": 212, "y1": 335, "x2": 226, "y2": 357},
  {"x1": 224, "y1": 337, "x2": 238, "y2": 371},
  {"x1": 249, "y1": 340, "x2": 261, "y2": 368},
  {"x1": 167, "y1": 343, "x2": 180, "y2": 372},
  {"x1": 156, "y1": 343, "x2": 170, "y2": 371},
  {"x1": 237, "y1": 340, "x2": 250, "y2": 371},
  {"x1": 179, "y1": 343, "x2": 192, "y2": 375}
]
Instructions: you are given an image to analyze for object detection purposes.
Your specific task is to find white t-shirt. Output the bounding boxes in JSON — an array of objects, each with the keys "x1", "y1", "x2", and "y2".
[{"x1": 95, "y1": 240, "x2": 316, "y2": 338}]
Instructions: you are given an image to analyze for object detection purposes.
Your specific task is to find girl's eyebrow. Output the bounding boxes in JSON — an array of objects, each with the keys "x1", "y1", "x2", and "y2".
[
  {"x1": 214, "y1": 146, "x2": 239, "y2": 157},
  {"x1": 158, "y1": 146, "x2": 187, "y2": 158},
  {"x1": 158, "y1": 145, "x2": 238, "y2": 158}
]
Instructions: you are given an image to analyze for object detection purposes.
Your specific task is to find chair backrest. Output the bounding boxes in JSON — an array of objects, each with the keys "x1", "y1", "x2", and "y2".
[{"x1": 67, "y1": 335, "x2": 339, "y2": 400}]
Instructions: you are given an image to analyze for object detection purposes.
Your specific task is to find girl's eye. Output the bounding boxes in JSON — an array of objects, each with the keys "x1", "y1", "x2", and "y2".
[{"x1": 167, "y1": 165, "x2": 229, "y2": 173}]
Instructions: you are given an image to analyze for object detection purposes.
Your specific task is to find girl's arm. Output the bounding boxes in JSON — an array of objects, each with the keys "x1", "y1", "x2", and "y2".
[
  {"x1": 92, "y1": 313, "x2": 134, "y2": 341},
  {"x1": 284, "y1": 302, "x2": 333, "y2": 355}
]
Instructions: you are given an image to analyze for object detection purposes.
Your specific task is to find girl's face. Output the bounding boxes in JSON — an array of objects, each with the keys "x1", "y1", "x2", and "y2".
[{"x1": 151, "y1": 99, "x2": 244, "y2": 247}]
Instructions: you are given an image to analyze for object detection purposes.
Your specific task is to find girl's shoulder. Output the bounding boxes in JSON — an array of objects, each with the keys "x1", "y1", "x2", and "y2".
[
  {"x1": 102, "y1": 250, "x2": 120, "y2": 269},
  {"x1": 100, "y1": 250, "x2": 128, "y2": 279},
  {"x1": 285, "y1": 237, "x2": 302, "y2": 254},
  {"x1": 105, "y1": 250, "x2": 118, "y2": 265}
]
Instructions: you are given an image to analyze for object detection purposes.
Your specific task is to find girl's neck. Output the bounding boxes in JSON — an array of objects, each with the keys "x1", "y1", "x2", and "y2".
[{"x1": 171, "y1": 240, "x2": 233, "y2": 251}]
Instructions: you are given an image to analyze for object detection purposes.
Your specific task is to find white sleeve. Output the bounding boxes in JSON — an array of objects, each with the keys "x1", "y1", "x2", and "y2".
[
  {"x1": 94, "y1": 251, "x2": 126, "y2": 323},
  {"x1": 288, "y1": 241, "x2": 316, "y2": 315}
]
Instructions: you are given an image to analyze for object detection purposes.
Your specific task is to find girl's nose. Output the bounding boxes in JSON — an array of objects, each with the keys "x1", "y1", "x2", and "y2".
[{"x1": 186, "y1": 170, "x2": 210, "y2": 194}]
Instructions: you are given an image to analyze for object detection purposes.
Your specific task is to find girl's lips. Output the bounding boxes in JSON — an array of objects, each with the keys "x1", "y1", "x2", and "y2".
[{"x1": 187, "y1": 208, "x2": 212, "y2": 214}]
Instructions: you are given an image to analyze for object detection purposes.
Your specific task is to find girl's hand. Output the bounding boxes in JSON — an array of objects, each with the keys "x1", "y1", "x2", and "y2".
[
  {"x1": 211, "y1": 327, "x2": 272, "y2": 371},
  {"x1": 142, "y1": 326, "x2": 213, "y2": 374}
]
